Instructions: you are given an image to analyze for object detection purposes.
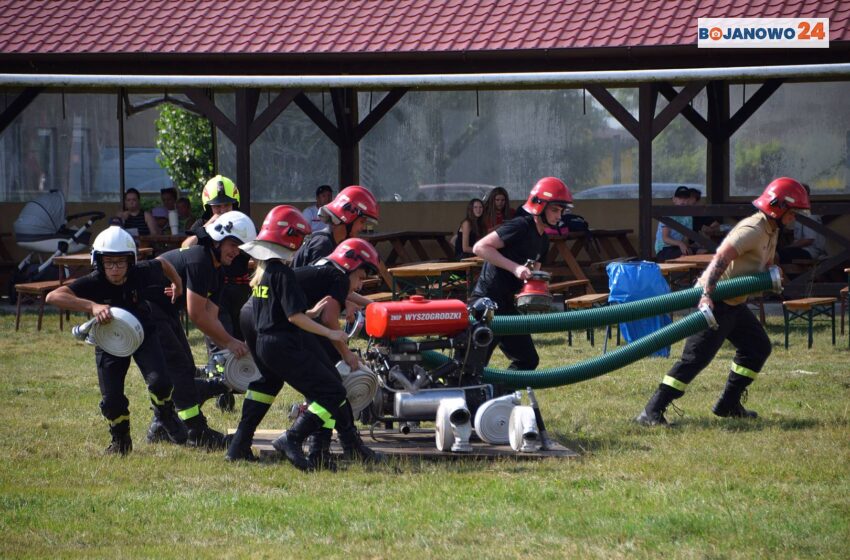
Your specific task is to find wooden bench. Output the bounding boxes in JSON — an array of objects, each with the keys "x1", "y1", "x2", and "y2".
[
  {"x1": 565, "y1": 292, "x2": 610, "y2": 346},
  {"x1": 548, "y1": 279, "x2": 591, "y2": 297},
  {"x1": 365, "y1": 292, "x2": 394, "y2": 303},
  {"x1": 782, "y1": 297, "x2": 836, "y2": 349},
  {"x1": 14, "y1": 280, "x2": 64, "y2": 331}
]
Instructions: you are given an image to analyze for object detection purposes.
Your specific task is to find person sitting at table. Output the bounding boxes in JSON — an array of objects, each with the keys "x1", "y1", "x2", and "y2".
[
  {"x1": 654, "y1": 186, "x2": 698, "y2": 262},
  {"x1": 472, "y1": 177, "x2": 573, "y2": 375},
  {"x1": 777, "y1": 183, "x2": 827, "y2": 265},
  {"x1": 688, "y1": 188, "x2": 722, "y2": 238},
  {"x1": 454, "y1": 198, "x2": 485, "y2": 260},
  {"x1": 482, "y1": 187, "x2": 513, "y2": 232},
  {"x1": 117, "y1": 188, "x2": 159, "y2": 237},
  {"x1": 151, "y1": 207, "x2": 169, "y2": 232},
  {"x1": 176, "y1": 197, "x2": 195, "y2": 231},
  {"x1": 302, "y1": 184, "x2": 334, "y2": 233}
]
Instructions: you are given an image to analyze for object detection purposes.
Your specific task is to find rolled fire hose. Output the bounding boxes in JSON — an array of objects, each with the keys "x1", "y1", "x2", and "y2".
[
  {"x1": 509, "y1": 405, "x2": 541, "y2": 453},
  {"x1": 71, "y1": 308, "x2": 144, "y2": 357},
  {"x1": 473, "y1": 392, "x2": 521, "y2": 445},
  {"x1": 221, "y1": 352, "x2": 262, "y2": 393},
  {"x1": 336, "y1": 361, "x2": 380, "y2": 415},
  {"x1": 491, "y1": 268, "x2": 779, "y2": 335}
]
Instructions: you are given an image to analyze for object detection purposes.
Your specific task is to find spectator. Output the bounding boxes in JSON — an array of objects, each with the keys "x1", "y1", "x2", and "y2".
[
  {"x1": 654, "y1": 186, "x2": 695, "y2": 262},
  {"x1": 689, "y1": 188, "x2": 722, "y2": 237},
  {"x1": 117, "y1": 188, "x2": 159, "y2": 236},
  {"x1": 454, "y1": 198, "x2": 486, "y2": 260},
  {"x1": 176, "y1": 197, "x2": 195, "y2": 231},
  {"x1": 160, "y1": 187, "x2": 178, "y2": 211},
  {"x1": 777, "y1": 183, "x2": 827, "y2": 264},
  {"x1": 483, "y1": 187, "x2": 513, "y2": 232},
  {"x1": 151, "y1": 207, "x2": 169, "y2": 232},
  {"x1": 302, "y1": 184, "x2": 333, "y2": 233}
]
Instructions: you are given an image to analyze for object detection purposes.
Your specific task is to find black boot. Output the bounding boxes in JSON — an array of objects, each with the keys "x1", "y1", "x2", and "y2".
[
  {"x1": 306, "y1": 428, "x2": 337, "y2": 471},
  {"x1": 635, "y1": 385, "x2": 683, "y2": 426},
  {"x1": 225, "y1": 399, "x2": 271, "y2": 462},
  {"x1": 337, "y1": 425, "x2": 382, "y2": 463},
  {"x1": 151, "y1": 401, "x2": 188, "y2": 444},
  {"x1": 184, "y1": 414, "x2": 228, "y2": 450},
  {"x1": 106, "y1": 420, "x2": 132, "y2": 456},
  {"x1": 271, "y1": 410, "x2": 324, "y2": 472},
  {"x1": 195, "y1": 377, "x2": 229, "y2": 406},
  {"x1": 712, "y1": 373, "x2": 758, "y2": 418}
]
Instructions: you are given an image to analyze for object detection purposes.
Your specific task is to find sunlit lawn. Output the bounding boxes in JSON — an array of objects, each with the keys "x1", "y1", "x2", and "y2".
[{"x1": 1, "y1": 310, "x2": 848, "y2": 559}]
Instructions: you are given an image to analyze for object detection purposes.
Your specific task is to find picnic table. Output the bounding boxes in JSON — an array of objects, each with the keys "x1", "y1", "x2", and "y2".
[
  {"x1": 665, "y1": 253, "x2": 715, "y2": 267},
  {"x1": 545, "y1": 229, "x2": 636, "y2": 292},
  {"x1": 138, "y1": 234, "x2": 188, "y2": 255},
  {"x1": 388, "y1": 261, "x2": 479, "y2": 300},
  {"x1": 360, "y1": 230, "x2": 454, "y2": 266}
]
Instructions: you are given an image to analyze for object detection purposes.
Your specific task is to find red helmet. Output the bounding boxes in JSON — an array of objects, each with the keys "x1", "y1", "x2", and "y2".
[
  {"x1": 328, "y1": 238, "x2": 380, "y2": 274},
  {"x1": 321, "y1": 185, "x2": 379, "y2": 225},
  {"x1": 521, "y1": 177, "x2": 574, "y2": 216},
  {"x1": 752, "y1": 177, "x2": 810, "y2": 219},
  {"x1": 256, "y1": 205, "x2": 311, "y2": 250}
]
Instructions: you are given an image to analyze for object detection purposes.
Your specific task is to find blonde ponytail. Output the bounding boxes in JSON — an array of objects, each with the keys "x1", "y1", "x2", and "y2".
[{"x1": 249, "y1": 259, "x2": 268, "y2": 289}]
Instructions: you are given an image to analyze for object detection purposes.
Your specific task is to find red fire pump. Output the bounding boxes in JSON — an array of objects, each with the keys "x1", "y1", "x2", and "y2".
[
  {"x1": 355, "y1": 296, "x2": 499, "y2": 430},
  {"x1": 365, "y1": 295, "x2": 469, "y2": 339}
]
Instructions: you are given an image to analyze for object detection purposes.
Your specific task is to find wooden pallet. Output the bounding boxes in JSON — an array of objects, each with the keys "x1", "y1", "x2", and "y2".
[{"x1": 243, "y1": 428, "x2": 579, "y2": 461}]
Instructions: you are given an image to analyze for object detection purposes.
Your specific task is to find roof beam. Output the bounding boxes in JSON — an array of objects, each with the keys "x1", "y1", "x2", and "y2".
[{"x1": 0, "y1": 87, "x2": 42, "y2": 134}]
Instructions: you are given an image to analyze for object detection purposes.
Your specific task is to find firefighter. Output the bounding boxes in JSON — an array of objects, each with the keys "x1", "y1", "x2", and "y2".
[
  {"x1": 472, "y1": 177, "x2": 573, "y2": 372},
  {"x1": 225, "y1": 206, "x2": 380, "y2": 469},
  {"x1": 182, "y1": 176, "x2": 251, "y2": 408},
  {"x1": 293, "y1": 238, "x2": 381, "y2": 469},
  {"x1": 46, "y1": 226, "x2": 187, "y2": 455},
  {"x1": 290, "y1": 184, "x2": 381, "y2": 321},
  {"x1": 147, "y1": 211, "x2": 257, "y2": 449},
  {"x1": 636, "y1": 177, "x2": 811, "y2": 426}
]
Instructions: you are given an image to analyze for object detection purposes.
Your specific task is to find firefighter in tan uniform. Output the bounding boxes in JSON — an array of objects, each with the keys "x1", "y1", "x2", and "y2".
[{"x1": 636, "y1": 177, "x2": 811, "y2": 425}]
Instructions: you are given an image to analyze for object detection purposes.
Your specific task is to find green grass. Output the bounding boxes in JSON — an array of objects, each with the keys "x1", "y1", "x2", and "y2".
[{"x1": 1, "y1": 311, "x2": 848, "y2": 559}]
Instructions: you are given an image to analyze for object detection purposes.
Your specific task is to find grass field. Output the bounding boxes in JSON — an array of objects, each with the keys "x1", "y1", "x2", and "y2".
[{"x1": 1, "y1": 311, "x2": 848, "y2": 559}]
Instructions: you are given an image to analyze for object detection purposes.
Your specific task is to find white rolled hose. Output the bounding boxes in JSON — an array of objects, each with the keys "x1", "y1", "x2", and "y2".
[
  {"x1": 435, "y1": 397, "x2": 472, "y2": 453},
  {"x1": 509, "y1": 405, "x2": 542, "y2": 453},
  {"x1": 72, "y1": 308, "x2": 144, "y2": 357},
  {"x1": 473, "y1": 392, "x2": 521, "y2": 445},
  {"x1": 221, "y1": 352, "x2": 262, "y2": 393},
  {"x1": 336, "y1": 361, "x2": 380, "y2": 415}
]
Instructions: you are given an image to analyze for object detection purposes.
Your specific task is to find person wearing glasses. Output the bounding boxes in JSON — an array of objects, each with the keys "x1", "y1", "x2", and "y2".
[{"x1": 46, "y1": 226, "x2": 186, "y2": 455}]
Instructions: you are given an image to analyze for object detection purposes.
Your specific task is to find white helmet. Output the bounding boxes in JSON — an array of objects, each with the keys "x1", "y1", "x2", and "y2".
[
  {"x1": 91, "y1": 226, "x2": 137, "y2": 271},
  {"x1": 204, "y1": 210, "x2": 257, "y2": 245}
]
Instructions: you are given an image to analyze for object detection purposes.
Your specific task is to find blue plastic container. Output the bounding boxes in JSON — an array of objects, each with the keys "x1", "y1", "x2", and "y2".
[{"x1": 606, "y1": 261, "x2": 672, "y2": 357}]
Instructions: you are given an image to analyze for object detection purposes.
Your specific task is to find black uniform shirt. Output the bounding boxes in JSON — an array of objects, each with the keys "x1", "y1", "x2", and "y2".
[
  {"x1": 294, "y1": 263, "x2": 349, "y2": 309},
  {"x1": 471, "y1": 215, "x2": 549, "y2": 308},
  {"x1": 291, "y1": 230, "x2": 336, "y2": 268},
  {"x1": 252, "y1": 260, "x2": 308, "y2": 336},
  {"x1": 157, "y1": 245, "x2": 223, "y2": 307},
  {"x1": 68, "y1": 260, "x2": 165, "y2": 327}
]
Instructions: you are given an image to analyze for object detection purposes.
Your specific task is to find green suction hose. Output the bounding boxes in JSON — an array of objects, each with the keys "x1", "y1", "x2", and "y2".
[
  {"x1": 482, "y1": 306, "x2": 715, "y2": 389},
  {"x1": 490, "y1": 268, "x2": 780, "y2": 335}
]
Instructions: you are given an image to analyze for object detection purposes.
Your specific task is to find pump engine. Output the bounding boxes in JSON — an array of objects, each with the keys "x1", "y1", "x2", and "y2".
[{"x1": 353, "y1": 295, "x2": 498, "y2": 428}]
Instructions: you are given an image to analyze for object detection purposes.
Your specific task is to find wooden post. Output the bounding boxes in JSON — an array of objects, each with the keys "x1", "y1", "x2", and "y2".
[{"x1": 638, "y1": 83, "x2": 657, "y2": 259}]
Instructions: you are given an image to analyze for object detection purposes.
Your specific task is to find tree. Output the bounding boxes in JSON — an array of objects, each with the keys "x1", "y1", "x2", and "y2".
[{"x1": 155, "y1": 104, "x2": 214, "y2": 208}]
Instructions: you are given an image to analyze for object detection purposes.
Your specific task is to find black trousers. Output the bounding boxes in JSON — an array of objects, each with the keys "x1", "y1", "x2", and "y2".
[
  {"x1": 95, "y1": 326, "x2": 172, "y2": 422},
  {"x1": 666, "y1": 301, "x2": 772, "y2": 385},
  {"x1": 475, "y1": 297, "x2": 540, "y2": 371},
  {"x1": 239, "y1": 305, "x2": 351, "y2": 429},
  {"x1": 150, "y1": 304, "x2": 202, "y2": 412}
]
